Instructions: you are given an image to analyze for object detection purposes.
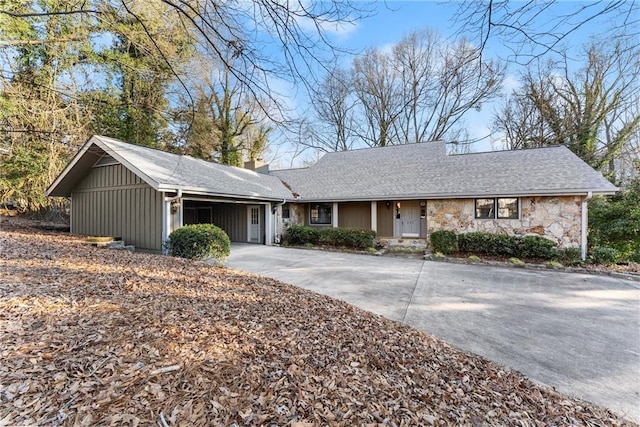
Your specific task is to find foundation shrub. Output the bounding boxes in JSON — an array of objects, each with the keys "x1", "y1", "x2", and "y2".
[
  {"x1": 517, "y1": 236, "x2": 557, "y2": 259},
  {"x1": 282, "y1": 225, "x2": 320, "y2": 246},
  {"x1": 457, "y1": 232, "x2": 557, "y2": 260},
  {"x1": 429, "y1": 230, "x2": 458, "y2": 255},
  {"x1": 458, "y1": 232, "x2": 515, "y2": 256},
  {"x1": 319, "y1": 227, "x2": 376, "y2": 249},
  {"x1": 556, "y1": 247, "x2": 582, "y2": 264},
  {"x1": 166, "y1": 224, "x2": 230, "y2": 262}
]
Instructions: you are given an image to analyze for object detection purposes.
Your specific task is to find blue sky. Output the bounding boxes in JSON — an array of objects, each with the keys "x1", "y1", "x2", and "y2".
[{"x1": 269, "y1": 1, "x2": 633, "y2": 167}]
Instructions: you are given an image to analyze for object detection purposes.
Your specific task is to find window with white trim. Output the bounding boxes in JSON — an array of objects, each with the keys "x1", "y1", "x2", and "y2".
[{"x1": 310, "y1": 203, "x2": 332, "y2": 225}]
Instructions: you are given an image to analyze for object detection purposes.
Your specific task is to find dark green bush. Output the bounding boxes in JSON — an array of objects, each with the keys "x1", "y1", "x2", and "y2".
[
  {"x1": 589, "y1": 179, "x2": 640, "y2": 262},
  {"x1": 457, "y1": 232, "x2": 557, "y2": 260},
  {"x1": 319, "y1": 227, "x2": 376, "y2": 249},
  {"x1": 517, "y1": 236, "x2": 557, "y2": 259},
  {"x1": 458, "y1": 232, "x2": 515, "y2": 256},
  {"x1": 282, "y1": 224, "x2": 321, "y2": 246},
  {"x1": 556, "y1": 247, "x2": 582, "y2": 264},
  {"x1": 590, "y1": 246, "x2": 619, "y2": 265},
  {"x1": 430, "y1": 230, "x2": 458, "y2": 254},
  {"x1": 166, "y1": 224, "x2": 230, "y2": 262}
]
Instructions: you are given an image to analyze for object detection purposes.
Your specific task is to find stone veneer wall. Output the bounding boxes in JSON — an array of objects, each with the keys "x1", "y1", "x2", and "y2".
[
  {"x1": 276, "y1": 203, "x2": 306, "y2": 240},
  {"x1": 426, "y1": 196, "x2": 583, "y2": 248}
]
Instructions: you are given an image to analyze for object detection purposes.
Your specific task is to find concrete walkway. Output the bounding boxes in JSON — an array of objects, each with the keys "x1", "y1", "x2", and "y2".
[{"x1": 225, "y1": 244, "x2": 640, "y2": 423}]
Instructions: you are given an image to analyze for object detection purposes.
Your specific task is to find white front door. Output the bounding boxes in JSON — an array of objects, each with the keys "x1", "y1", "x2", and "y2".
[
  {"x1": 394, "y1": 201, "x2": 420, "y2": 237},
  {"x1": 248, "y1": 205, "x2": 261, "y2": 243}
]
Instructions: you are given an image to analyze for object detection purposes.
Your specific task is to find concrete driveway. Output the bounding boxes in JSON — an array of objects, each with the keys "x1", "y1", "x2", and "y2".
[{"x1": 226, "y1": 244, "x2": 640, "y2": 423}]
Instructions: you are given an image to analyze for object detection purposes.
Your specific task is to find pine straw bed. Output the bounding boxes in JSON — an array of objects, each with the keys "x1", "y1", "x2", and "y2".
[{"x1": 0, "y1": 222, "x2": 634, "y2": 426}]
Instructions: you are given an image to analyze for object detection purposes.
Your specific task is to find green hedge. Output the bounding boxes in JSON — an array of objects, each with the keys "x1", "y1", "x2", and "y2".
[
  {"x1": 518, "y1": 235, "x2": 557, "y2": 259},
  {"x1": 166, "y1": 224, "x2": 231, "y2": 262},
  {"x1": 282, "y1": 225, "x2": 321, "y2": 246},
  {"x1": 441, "y1": 231, "x2": 558, "y2": 260},
  {"x1": 458, "y1": 232, "x2": 515, "y2": 256},
  {"x1": 283, "y1": 225, "x2": 375, "y2": 250},
  {"x1": 319, "y1": 227, "x2": 376, "y2": 249},
  {"x1": 430, "y1": 230, "x2": 457, "y2": 254}
]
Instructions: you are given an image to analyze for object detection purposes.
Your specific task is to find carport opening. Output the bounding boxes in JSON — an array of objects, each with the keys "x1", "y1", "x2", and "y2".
[{"x1": 183, "y1": 200, "x2": 265, "y2": 244}]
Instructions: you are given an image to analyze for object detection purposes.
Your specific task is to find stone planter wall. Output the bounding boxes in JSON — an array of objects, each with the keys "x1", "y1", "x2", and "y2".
[{"x1": 426, "y1": 196, "x2": 583, "y2": 248}]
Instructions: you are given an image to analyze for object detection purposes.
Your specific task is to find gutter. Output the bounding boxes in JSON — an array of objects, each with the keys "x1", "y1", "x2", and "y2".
[
  {"x1": 581, "y1": 191, "x2": 593, "y2": 261},
  {"x1": 167, "y1": 188, "x2": 183, "y2": 203}
]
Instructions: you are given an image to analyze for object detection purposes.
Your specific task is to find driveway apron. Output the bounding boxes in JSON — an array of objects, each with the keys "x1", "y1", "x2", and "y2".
[{"x1": 225, "y1": 244, "x2": 640, "y2": 423}]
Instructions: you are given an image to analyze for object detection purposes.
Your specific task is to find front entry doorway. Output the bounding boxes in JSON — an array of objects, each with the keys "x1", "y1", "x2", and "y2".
[
  {"x1": 247, "y1": 205, "x2": 261, "y2": 243},
  {"x1": 394, "y1": 201, "x2": 420, "y2": 237}
]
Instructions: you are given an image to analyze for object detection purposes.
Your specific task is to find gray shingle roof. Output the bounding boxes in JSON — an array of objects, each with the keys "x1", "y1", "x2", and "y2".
[
  {"x1": 271, "y1": 141, "x2": 617, "y2": 201},
  {"x1": 47, "y1": 136, "x2": 293, "y2": 200},
  {"x1": 49, "y1": 137, "x2": 617, "y2": 202}
]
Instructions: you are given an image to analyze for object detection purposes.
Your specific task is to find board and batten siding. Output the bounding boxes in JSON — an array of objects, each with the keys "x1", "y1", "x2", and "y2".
[
  {"x1": 337, "y1": 202, "x2": 371, "y2": 230},
  {"x1": 71, "y1": 163, "x2": 164, "y2": 251}
]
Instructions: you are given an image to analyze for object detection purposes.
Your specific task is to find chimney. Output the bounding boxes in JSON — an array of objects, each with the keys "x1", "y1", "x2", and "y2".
[{"x1": 244, "y1": 158, "x2": 269, "y2": 174}]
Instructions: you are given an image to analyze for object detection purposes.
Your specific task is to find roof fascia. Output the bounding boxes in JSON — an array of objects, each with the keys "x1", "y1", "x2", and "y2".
[
  {"x1": 158, "y1": 186, "x2": 291, "y2": 202},
  {"x1": 292, "y1": 189, "x2": 618, "y2": 203},
  {"x1": 45, "y1": 136, "x2": 95, "y2": 196},
  {"x1": 93, "y1": 136, "x2": 160, "y2": 190}
]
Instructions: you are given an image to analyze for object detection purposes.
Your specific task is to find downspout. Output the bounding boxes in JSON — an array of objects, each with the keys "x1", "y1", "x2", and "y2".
[
  {"x1": 168, "y1": 189, "x2": 183, "y2": 204},
  {"x1": 581, "y1": 191, "x2": 593, "y2": 261}
]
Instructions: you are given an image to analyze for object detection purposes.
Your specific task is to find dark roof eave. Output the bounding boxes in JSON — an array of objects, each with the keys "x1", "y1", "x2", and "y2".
[{"x1": 158, "y1": 186, "x2": 291, "y2": 202}]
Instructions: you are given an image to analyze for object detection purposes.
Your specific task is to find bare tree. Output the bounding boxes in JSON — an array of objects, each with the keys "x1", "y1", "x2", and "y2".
[
  {"x1": 311, "y1": 29, "x2": 503, "y2": 150},
  {"x1": 351, "y1": 47, "x2": 404, "y2": 147},
  {"x1": 304, "y1": 67, "x2": 356, "y2": 152},
  {"x1": 493, "y1": 40, "x2": 640, "y2": 182},
  {"x1": 452, "y1": 1, "x2": 639, "y2": 63}
]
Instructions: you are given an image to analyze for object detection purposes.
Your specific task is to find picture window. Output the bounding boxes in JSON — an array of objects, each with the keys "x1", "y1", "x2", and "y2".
[
  {"x1": 475, "y1": 198, "x2": 519, "y2": 219},
  {"x1": 310, "y1": 203, "x2": 332, "y2": 225}
]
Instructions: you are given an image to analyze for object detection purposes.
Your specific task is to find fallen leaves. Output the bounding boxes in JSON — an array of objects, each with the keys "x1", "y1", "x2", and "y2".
[{"x1": 0, "y1": 219, "x2": 636, "y2": 426}]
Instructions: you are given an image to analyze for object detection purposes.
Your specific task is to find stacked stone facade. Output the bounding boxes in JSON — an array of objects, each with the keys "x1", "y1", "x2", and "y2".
[{"x1": 426, "y1": 196, "x2": 583, "y2": 248}]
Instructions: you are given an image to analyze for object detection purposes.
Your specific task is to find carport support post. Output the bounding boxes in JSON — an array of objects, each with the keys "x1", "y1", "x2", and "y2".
[{"x1": 265, "y1": 202, "x2": 273, "y2": 246}]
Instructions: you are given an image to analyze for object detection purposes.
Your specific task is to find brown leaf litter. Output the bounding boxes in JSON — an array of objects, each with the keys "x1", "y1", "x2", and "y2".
[{"x1": 0, "y1": 220, "x2": 635, "y2": 426}]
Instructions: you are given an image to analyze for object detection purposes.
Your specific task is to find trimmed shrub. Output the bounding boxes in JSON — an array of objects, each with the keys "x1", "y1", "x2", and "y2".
[
  {"x1": 517, "y1": 236, "x2": 557, "y2": 259},
  {"x1": 282, "y1": 225, "x2": 321, "y2": 246},
  {"x1": 166, "y1": 224, "x2": 230, "y2": 262},
  {"x1": 457, "y1": 232, "x2": 558, "y2": 260},
  {"x1": 590, "y1": 246, "x2": 619, "y2": 265},
  {"x1": 319, "y1": 227, "x2": 376, "y2": 250},
  {"x1": 556, "y1": 247, "x2": 582, "y2": 264},
  {"x1": 430, "y1": 230, "x2": 458, "y2": 255},
  {"x1": 458, "y1": 232, "x2": 515, "y2": 256}
]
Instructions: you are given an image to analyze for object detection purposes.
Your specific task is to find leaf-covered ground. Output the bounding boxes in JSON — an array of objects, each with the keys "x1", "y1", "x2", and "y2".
[{"x1": 0, "y1": 219, "x2": 635, "y2": 426}]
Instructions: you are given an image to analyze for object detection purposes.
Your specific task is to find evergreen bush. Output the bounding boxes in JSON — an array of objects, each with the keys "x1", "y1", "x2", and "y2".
[
  {"x1": 429, "y1": 230, "x2": 458, "y2": 254},
  {"x1": 556, "y1": 247, "x2": 582, "y2": 264},
  {"x1": 590, "y1": 247, "x2": 619, "y2": 265},
  {"x1": 282, "y1": 225, "x2": 321, "y2": 246},
  {"x1": 166, "y1": 224, "x2": 231, "y2": 262},
  {"x1": 517, "y1": 236, "x2": 557, "y2": 259},
  {"x1": 319, "y1": 227, "x2": 376, "y2": 249}
]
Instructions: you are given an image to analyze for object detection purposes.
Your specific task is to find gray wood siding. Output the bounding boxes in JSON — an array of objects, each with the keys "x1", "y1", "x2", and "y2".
[
  {"x1": 71, "y1": 164, "x2": 163, "y2": 251},
  {"x1": 211, "y1": 203, "x2": 249, "y2": 243},
  {"x1": 338, "y1": 202, "x2": 371, "y2": 229}
]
